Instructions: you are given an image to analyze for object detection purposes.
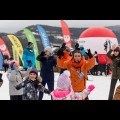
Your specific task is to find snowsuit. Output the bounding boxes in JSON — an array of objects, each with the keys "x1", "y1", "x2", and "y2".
[{"x1": 36, "y1": 54, "x2": 56, "y2": 100}]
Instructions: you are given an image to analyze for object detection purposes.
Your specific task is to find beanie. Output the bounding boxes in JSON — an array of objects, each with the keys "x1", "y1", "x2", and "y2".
[
  {"x1": 28, "y1": 42, "x2": 33, "y2": 47},
  {"x1": 44, "y1": 46, "x2": 52, "y2": 54},
  {"x1": 10, "y1": 61, "x2": 19, "y2": 70},
  {"x1": 29, "y1": 68, "x2": 38, "y2": 76},
  {"x1": 57, "y1": 70, "x2": 71, "y2": 90}
]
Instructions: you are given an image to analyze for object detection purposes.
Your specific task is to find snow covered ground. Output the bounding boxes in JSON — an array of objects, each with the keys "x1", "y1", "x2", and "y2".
[{"x1": 0, "y1": 71, "x2": 120, "y2": 100}]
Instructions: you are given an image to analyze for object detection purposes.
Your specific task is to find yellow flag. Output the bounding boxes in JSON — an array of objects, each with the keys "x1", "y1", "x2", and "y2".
[
  {"x1": 7, "y1": 35, "x2": 23, "y2": 63},
  {"x1": 12, "y1": 46, "x2": 20, "y2": 63}
]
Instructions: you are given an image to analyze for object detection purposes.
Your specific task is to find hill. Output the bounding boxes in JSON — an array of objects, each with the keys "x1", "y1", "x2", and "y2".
[{"x1": 0, "y1": 25, "x2": 120, "y2": 57}]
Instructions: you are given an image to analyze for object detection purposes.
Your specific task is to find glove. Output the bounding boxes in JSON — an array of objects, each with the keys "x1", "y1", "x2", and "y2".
[
  {"x1": 75, "y1": 43, "x2": 80, "y2": 50},
  {"x1": 57, "y1": 43, "x2": 66, "y2": 59},
  {"x1": 26, "y1": 60, "x2": 31, "y2": 63},
  {"x1": 44, "y1": 89, "x2": 51, "y2": 94},
  {"x1": 85, "y1": 49, "x2": 93, "y2": 59},
  {"x1": 40, "y1": 51, "x2": 45, "y2": 56},
  {"x1": 87, "y1": 85, "x2": 95, "y2": 92}
]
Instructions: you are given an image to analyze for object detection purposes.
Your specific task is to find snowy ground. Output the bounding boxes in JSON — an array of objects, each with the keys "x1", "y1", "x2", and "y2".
[{"x1": 0, "y1": 71, "x2": 120, "y2": 100}]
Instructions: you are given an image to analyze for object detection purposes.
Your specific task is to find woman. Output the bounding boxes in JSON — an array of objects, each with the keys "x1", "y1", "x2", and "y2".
[
  {"x1": 56, "y1": 43, "x2": 95, "y2": 100},
  {"x1": 107, "y1": 44, "x2": 120, "y2": 100}
]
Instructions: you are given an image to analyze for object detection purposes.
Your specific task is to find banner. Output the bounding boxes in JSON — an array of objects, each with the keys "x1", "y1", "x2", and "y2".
[
  {"x1": 12, "y1": 46, "x2": 19, "y2": 63},
  {"x1": 7, "y1": 35, "x2": 23, "y2": 64},
  {"x1": 0, "y1": 38, "x2": 11, "y2": 58},
  {"x1": 0, "y1": 52, "x2": 3, "y2": 69},
  {"x1": 36, "y1": 24, "x2": 50, "y2": 49},
  {"x1": 61, "y1": 20, "x2": 72, "y2": 48},
  {"x1": 24, "y1": 28, "x2": 40, "y2": 70}
]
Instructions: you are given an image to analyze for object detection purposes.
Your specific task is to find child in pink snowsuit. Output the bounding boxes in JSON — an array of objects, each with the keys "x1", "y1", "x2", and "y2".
[{"x1": 51, "y1": 70, "x2": 95, "y2": 100}]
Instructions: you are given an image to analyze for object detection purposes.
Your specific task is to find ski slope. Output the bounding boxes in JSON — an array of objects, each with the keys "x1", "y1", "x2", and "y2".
[{"x1": 0, "y1": 72, "x2": 120, "y2": 100}]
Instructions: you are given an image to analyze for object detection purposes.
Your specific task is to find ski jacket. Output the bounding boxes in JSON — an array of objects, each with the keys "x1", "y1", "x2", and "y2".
[
  {"x1": 57, "y1": 53, "x2": 95, "y2": 92},
  {"x1": 107, "y1": 49, "x2": 120, "y2": 79}
]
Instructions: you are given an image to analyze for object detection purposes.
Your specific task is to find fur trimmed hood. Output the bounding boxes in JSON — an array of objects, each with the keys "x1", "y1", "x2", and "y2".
[{"x1": 25, "y1": 76, "x2": 42, "y2": 82}]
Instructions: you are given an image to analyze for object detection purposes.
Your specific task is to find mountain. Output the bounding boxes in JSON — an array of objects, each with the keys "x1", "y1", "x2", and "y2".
[{"x1": 0, "y1": 25, "x2": 120, "y2": 57}]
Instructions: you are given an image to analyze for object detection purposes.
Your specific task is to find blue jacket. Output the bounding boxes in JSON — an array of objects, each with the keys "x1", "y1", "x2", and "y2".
[
  {"x1": 37, "y1": 54, "x2": 56, "y2": 81},
  {"x1": 22, "y1": 46, "x2": 35, "y2": 68}
]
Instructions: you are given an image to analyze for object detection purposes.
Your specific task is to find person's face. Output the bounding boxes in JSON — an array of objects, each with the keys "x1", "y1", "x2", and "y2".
[
  {"x1": 29, "y1": 73, "x2": 37, "y2": 80},
  {"x1": 74, "y1": 53, "x2": 82, "y2": 62},
  {"x1": 114, "y1": 50, "x2": 119, "y2": 56},
  {"x1": 45, "y1": 50, "x2": 51, "y2": 56},
  {"x1": 30, "y1": 44, "x2": 34, "y2": 48}
]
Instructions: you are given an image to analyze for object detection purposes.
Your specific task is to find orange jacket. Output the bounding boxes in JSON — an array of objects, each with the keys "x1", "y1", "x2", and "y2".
[{"x1": 57, "y1": 55, "x2": 95, "y2": 92}]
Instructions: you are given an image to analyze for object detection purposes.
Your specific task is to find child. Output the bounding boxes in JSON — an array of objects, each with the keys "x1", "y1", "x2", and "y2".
[
  {"x1": 7, "y1": 61, "x2": 32, "y2": 100},
  {"x1": 51, "y1": 70, "x2": 95, "y2": 100},
  {"x1": 15, "y1": 68, "x2": 50, "y2": 100}
]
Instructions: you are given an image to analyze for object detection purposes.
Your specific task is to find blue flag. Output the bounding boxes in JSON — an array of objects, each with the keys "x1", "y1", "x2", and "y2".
[
  {"x1": 0, "y1": 52, "x2": 3, "y2": 69},
  {"x1": 36, "y1": 24, "x2": 50, "y2": 49}
]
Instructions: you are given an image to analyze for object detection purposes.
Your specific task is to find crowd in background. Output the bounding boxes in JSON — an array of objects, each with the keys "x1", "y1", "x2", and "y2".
[{"x1": 0, "y1": 42, "x2": 120, "y2": 100}]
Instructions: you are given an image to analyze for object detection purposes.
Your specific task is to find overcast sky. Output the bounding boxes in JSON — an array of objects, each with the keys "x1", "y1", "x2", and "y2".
[{"x1": 0, "y1": 20, "x2": 120, "y2": 33}]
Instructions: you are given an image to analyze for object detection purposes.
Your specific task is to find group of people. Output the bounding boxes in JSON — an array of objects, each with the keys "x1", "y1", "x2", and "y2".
[{"x1": 1, "y1": 41, "x2": 120, "y2": 100}]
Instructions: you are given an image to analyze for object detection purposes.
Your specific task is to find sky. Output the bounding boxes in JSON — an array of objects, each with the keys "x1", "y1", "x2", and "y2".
[{"x1": 0, "y1": 20, "x2": 120, "y2": 33}]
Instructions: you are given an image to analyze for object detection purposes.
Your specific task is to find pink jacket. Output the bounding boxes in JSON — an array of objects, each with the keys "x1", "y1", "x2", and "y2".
[{"x1": 51, "y1": 85, "x2": 95, "y2": 100}]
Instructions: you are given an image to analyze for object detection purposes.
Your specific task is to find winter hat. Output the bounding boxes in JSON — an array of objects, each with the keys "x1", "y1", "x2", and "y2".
[
  {"x1": 28, "y1": 42, "x2": 33, "y2": 47},
  {"x1": 29, "y1": 68, "x2": 38, "y2": 76},
  {"x1": 10, "y1": 61, "x2": 19, "y2": 70},
  {"x1": 57, "y1": 70, "x2": 71, "y2": 90},
  {"x1": 44, "y1": 46, "x2": 52, "y2": 54},
  {"x1": 114, "y1": 47, "x2": 120, "y2": 52},
  {"x1": 13, "y1": 61, "x2": 19, "y2": 67}
]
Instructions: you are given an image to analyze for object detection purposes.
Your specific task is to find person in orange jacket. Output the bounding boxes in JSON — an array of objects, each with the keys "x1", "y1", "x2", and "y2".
[{"x1": 56, "y1": 43, "x2": 95, "y2": 100}]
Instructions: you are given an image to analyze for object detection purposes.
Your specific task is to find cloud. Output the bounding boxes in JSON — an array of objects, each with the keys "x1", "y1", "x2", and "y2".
[{"x1": 0, "y1": 20, "x2": 120, "y2": 33}]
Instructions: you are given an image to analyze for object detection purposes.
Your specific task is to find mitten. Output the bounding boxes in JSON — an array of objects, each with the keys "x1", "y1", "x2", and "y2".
[
  {"x1": 44, "y1": 88, "x2": 51, "y2": 94},
  {"x1": 85, "y1": 49, "x2": 93, "y2": 58},
  {"x1": 40, "y1": 51, "x2": 45, "y2": 56},
  {"x1": 87, "y1": 85, "x2": 95, "y2": 92},
  {"x1": 57, "y1": 43, "x2": 66, "y2": 59}
]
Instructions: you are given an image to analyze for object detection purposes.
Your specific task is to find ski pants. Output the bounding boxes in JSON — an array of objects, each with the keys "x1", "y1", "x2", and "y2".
[
  {"x1": 39, "y1": 80, "x2": 54, "y2": 100},
  {"x1": 108, "y1": 79, "x2": 120, "y2": 100}
]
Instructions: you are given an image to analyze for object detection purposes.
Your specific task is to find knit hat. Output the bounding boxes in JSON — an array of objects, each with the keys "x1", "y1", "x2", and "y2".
[
  {"x1": 114, "y1": 47, "x2": 120, "y2": 52},
  {"x1": 28, "y1": 42, "x2": 33, "y2": 47},
  {"x1": 10, "y1": 61, "x2": 19, "y2": 67},
  {"x1": 29, "y1": 68, "x2": 38, "y2": 76},
  {"x1": 44, "y1": 46, "x2": 52, "y2": 54},
  {"x1": 57, "y1": 70, "x2": 71, "y2": 90},
  {"x1": 10, "y1": 61, "x2": 19, "y2": 70}
]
